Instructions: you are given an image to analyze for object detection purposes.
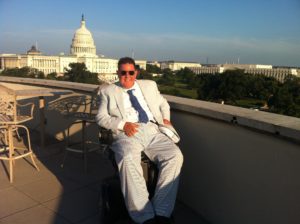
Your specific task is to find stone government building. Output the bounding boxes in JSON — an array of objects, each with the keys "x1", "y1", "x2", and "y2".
[
  {"x1": 188, "y1": 63, "x2": 300, "y2": 82},
  {"x1": 0, "y1": 15, "x2": 146, "y2": 83}
]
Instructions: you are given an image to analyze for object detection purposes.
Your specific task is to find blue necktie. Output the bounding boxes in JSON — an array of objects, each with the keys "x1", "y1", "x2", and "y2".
[{"x1": 127, "y1": 89, "x2": 149, "y2": 123}]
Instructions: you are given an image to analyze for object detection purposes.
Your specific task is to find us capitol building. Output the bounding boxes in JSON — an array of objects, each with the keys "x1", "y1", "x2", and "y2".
[{"x1": 0, "y1": 15, "x2": 146, "y2": 83}]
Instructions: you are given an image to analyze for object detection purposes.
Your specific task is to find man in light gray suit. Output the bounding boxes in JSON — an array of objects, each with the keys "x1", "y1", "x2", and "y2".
[{"x1": 96, "y1": 57, "x2": 183, "y2": 224}]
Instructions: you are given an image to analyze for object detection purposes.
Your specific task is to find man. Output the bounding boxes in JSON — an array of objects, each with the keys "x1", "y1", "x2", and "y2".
[{"x1": 96, "y1": 57, "x2": 183, "y2": 224}]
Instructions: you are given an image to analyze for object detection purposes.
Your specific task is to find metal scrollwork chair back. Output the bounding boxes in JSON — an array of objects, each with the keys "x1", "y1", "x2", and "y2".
[
  {"x1": 0, "y1": 93, "x2": 39, "y2": 183},
  {"x1": 61, "y1": 87, "x2": 102, "y2": 172}
]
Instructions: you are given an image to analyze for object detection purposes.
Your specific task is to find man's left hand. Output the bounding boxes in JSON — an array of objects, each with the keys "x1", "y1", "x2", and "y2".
[{"x1": 163, "y1": 119, "x2": 172, "y2": 126}]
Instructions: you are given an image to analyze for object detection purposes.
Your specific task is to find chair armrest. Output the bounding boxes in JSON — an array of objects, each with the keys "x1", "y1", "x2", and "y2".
[
  {"x1": 17, "y1": 102, "x2": 35, "y2": 118},
  {"x1": 99, "y1": 127, "x2": 113, "y2": 145},
  {"x1": 65, "y1": 99, "x2": 92, "y2": 115}
]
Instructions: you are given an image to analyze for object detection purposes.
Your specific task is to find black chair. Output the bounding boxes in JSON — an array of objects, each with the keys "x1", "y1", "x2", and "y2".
[{"x1": 61, "y1": 88, "x2": 101, "y2": 172}]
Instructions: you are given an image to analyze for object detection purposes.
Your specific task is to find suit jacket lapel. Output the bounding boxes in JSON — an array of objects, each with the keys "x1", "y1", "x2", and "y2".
[
  {"x1": 137, "y1": 80, "x2": 156, "y2": 114},
  {"x1": 113, "y1": 82, "x2": 126, "y2": 119}
]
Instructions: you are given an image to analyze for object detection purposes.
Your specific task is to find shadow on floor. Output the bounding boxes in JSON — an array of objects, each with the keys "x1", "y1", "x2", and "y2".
[{"x1": 0, "y1": 130, "x2": 207, "y2": 224}]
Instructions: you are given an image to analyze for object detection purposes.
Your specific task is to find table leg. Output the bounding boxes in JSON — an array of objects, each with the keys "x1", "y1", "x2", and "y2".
[
  {"x1": 39, "y1": 96, "x2": 45, "y2": 150},
  {"x1": 8, "y1": 125, "x2": 14, "y2": 183}
]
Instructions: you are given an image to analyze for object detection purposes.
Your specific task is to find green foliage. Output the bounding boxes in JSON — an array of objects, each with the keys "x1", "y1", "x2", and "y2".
[
  {"x1": 63, "y1": 63, "x2": 99, "y2": 84},
  {"x1": 176, "y1": 68, "x2": 198, "y2": 88},
  {"x1": 197, "y1": 73, "x2": 222, "y2": 100},
  {"x1": 268, "y1": 75, "x2": 300, "y2": 117},
  {"x1": 1, "y1": 66, "x2": 45, "y2": 79},
  {"x1": 138, "y1": 69, "x2": 154, "y2": 80},
  {"x1": 157, "y1": 68, "x2": 176, "y2": 86},
  {"x1": 46, "y1": 72, "x2": 58, "y2": 80},
  {"x1": 197, "y1": 70, "x2": 279, "y2": 104},
  {"x1": 235, "y1": 98, "x2": 266, "y2": 108},
  {"x1": 196, "y1": 70, "x2": 300, "y2": 117},
  {"x1": 0, "y1": 63, "x2": 102, "y2": 85},
  {"x1": 246, "y1": 74, "x2": 278, "y2": 100},
  {"x1": 146, "y1": 64, "x2": 162, "y2": 74},
  {"x1": 158, "y1": 84, "x2": 198, "y2": 99}
]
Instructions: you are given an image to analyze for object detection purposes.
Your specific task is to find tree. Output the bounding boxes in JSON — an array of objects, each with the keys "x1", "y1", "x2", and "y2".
[
  {"x1": 268, "y1": 75, "x2": 300, "y2": 117},
  {"x1": 46, "y1": 72, "x2": 58, "y2": 80},
  {"x1": 176, "y1": 68, "x2": 197, "y2": 88},
  {"x1": 0, "y1": 66, "x2": 45, "y2": 78},
  {"x1": 146, "y1": 64, "x2": 162, "y2": 74},
  {"x1": 197, "y1": 70, "x2": 247, "y2": 103},
  {"x1": 246, "y1": 74, "x2": 278, "y2": 100},
  {"x1": 197, "y1": 73, "x2": 222, "y2": 101},
  {"x1": 157, "y1": 68, "x2": 176, "y2": 86},
  {"x1": 138, "y1": 69, "x2": 153, "y2": 80},
  {"x1": 64, "y1": 63, "x2": 99, "y2": 84}
]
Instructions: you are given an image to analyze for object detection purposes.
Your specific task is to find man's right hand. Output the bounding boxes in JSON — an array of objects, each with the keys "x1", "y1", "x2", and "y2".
[{"x1": 123, "y1": 122, "x2": 139, "y2": 137}]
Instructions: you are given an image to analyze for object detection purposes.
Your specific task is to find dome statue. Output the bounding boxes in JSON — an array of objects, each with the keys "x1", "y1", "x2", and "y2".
[
  {"x1": 27, "y1": 45, "x2": 41, "y2": 55},
  {"x1": 70, "y1": 15, "x2": 97, "y2": 57}
]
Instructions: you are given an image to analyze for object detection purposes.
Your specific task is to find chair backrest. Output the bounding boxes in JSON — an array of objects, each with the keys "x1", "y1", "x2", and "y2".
[
  {"x1": 0, "y1": 94, "x2": 17, "y2": 123},
  {"x1": 64, "y1": 87, "x2": 100, "y2": 118},
  {"x1": 89, "y1": 87, "x2": 101, "y2": 117}
]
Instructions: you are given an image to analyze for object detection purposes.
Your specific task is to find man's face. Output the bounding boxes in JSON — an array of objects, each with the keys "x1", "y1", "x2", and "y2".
[{"x1": 117, "y1": 63, "x2": 137, "y2": 89}]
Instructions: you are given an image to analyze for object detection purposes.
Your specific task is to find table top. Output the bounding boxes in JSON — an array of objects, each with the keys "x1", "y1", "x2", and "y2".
[
  {"x1": 0, "y1": 83, "x2": 73, "y2": 97},
  {"x1": 12, "y1": 88, "x2": 72, "y2": 97}
]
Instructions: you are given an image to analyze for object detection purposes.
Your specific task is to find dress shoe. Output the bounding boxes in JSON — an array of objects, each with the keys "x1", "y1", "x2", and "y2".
[
  {"x1": 156, "y1": 216, "x2": 172, "y2": 224},
  {"x1": 143, "y1": 217, "x2": 157, "y2": 224}
]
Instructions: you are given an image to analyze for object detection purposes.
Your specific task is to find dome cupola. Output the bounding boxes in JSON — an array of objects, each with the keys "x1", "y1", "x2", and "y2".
[{"x1": 70, "y1": 15, "x2": 97, "y2": 57}]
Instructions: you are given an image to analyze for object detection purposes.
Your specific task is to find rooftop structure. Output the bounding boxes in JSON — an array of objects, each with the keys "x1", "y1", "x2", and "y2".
[{"x1": 0, "y1": 76, "x2": 299, "y2": 224}]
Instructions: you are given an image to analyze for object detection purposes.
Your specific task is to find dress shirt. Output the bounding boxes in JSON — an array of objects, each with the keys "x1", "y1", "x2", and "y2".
[{"x1": 117, "y1": 82, "x2": 155, "y2": 130}]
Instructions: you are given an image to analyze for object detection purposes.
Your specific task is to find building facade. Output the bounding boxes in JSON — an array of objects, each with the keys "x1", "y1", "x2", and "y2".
[
  {"x1": 160, "y1": 60, "x2": 201, "y2": 71},
  {"x1": 0, "y1": 15, "x2": 147, "y2": 83},
  {"x1": 189, "y1": 63, "x2": 299, "y2": 82}
]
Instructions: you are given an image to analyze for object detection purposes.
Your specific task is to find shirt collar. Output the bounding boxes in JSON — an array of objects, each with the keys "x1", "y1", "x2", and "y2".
[{"x1": 122, "y1": 81, "x2": 139, "y2": 92}]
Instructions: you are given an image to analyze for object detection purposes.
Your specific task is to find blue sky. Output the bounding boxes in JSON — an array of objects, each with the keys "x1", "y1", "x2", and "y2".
[{"x1": 0, "y1": 0, "x2": 300, "y2": 67}]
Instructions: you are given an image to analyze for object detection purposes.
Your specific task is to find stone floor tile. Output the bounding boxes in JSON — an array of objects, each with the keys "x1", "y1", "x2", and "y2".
[
  {"x1": 48, "y1": 153, "x2": 114, "y2": 187},
  {"x1": 78, "y1": 213, "x2": 101, "y2": 224},
  {"x1": 15, "y1": 175, "x2": 83, "y2": 203},
  {"x1": 0, "y1": 135, "x2": 206, "y2": 224},
  {"x1": 42, "y1": 187, "x2": 100, "y2": 223},
  {"x1": 0, "y1": 163, "x2": 13, "y2": 190},
  {"x1": 0, "y1": 187, "x2": 38, "y2": 219},
  {"x1": 7, "y1": 157, "x2": 56, "y2": 187},
  {"x1": 0, "y1": 205, "x2": 70, "y2": 224}
]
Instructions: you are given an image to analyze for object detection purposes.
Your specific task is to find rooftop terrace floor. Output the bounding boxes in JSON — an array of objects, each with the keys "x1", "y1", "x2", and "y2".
[{"x1": 0, "y1": 131, "x2": 205, "y2": 224}]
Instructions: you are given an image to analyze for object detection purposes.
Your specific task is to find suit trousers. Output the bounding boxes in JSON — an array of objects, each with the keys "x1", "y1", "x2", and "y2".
[{"x1": 111, "y1": 122, "x2": 183, "y2": 224}]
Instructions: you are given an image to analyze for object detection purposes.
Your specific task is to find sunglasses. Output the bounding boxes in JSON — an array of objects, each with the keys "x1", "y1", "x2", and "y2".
[{"x1": 120, "y1": 70, "x2": 135, "y2": 76}]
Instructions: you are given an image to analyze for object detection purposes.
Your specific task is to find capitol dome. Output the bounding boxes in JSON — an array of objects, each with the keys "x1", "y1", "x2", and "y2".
[{"x1": 70, "y1": 15, "x2": 97, "y2": 57}]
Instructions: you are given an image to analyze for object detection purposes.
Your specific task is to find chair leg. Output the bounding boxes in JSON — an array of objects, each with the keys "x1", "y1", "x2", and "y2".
[
  {"x1": 61, "y1": 123, "x2": 72, "y2": 168},
  {"x1": 8, "y1": 126, "x2": 14, "y2": 183},
  {"x1": 61, "y1": 150, "x2": 69, "y2": 168},
  {"x1": 9, "y1": 159, "x2": 13, "y2": 183},
  {"x1": 23, "y1": 125, "x2": 39, "y2": 171},
  {"x1": 4, "y1": 128, "x2": 8, "y2": 146},
  {"x1": 82, "y1": 120, "x2": 87, "y2": 172},
  {"x1": 15, "y1": 127, "x2": 21, "y2": 142},
  {"x1": 8, "y1": 127, "x2": 16, "y2": 166},
  {"x1": 62, "y1": 120, "x2": 89, "y2": 172}
]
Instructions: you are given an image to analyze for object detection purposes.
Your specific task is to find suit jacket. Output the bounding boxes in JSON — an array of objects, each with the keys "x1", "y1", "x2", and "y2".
[{"x1": 96, "y1": 80, "x2": 171, "y2": 135}]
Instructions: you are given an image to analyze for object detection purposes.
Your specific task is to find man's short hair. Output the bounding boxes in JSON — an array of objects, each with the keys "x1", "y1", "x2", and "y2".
[{"x1": 118, "y1": 57, "x2": 136, "y2": 69}]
